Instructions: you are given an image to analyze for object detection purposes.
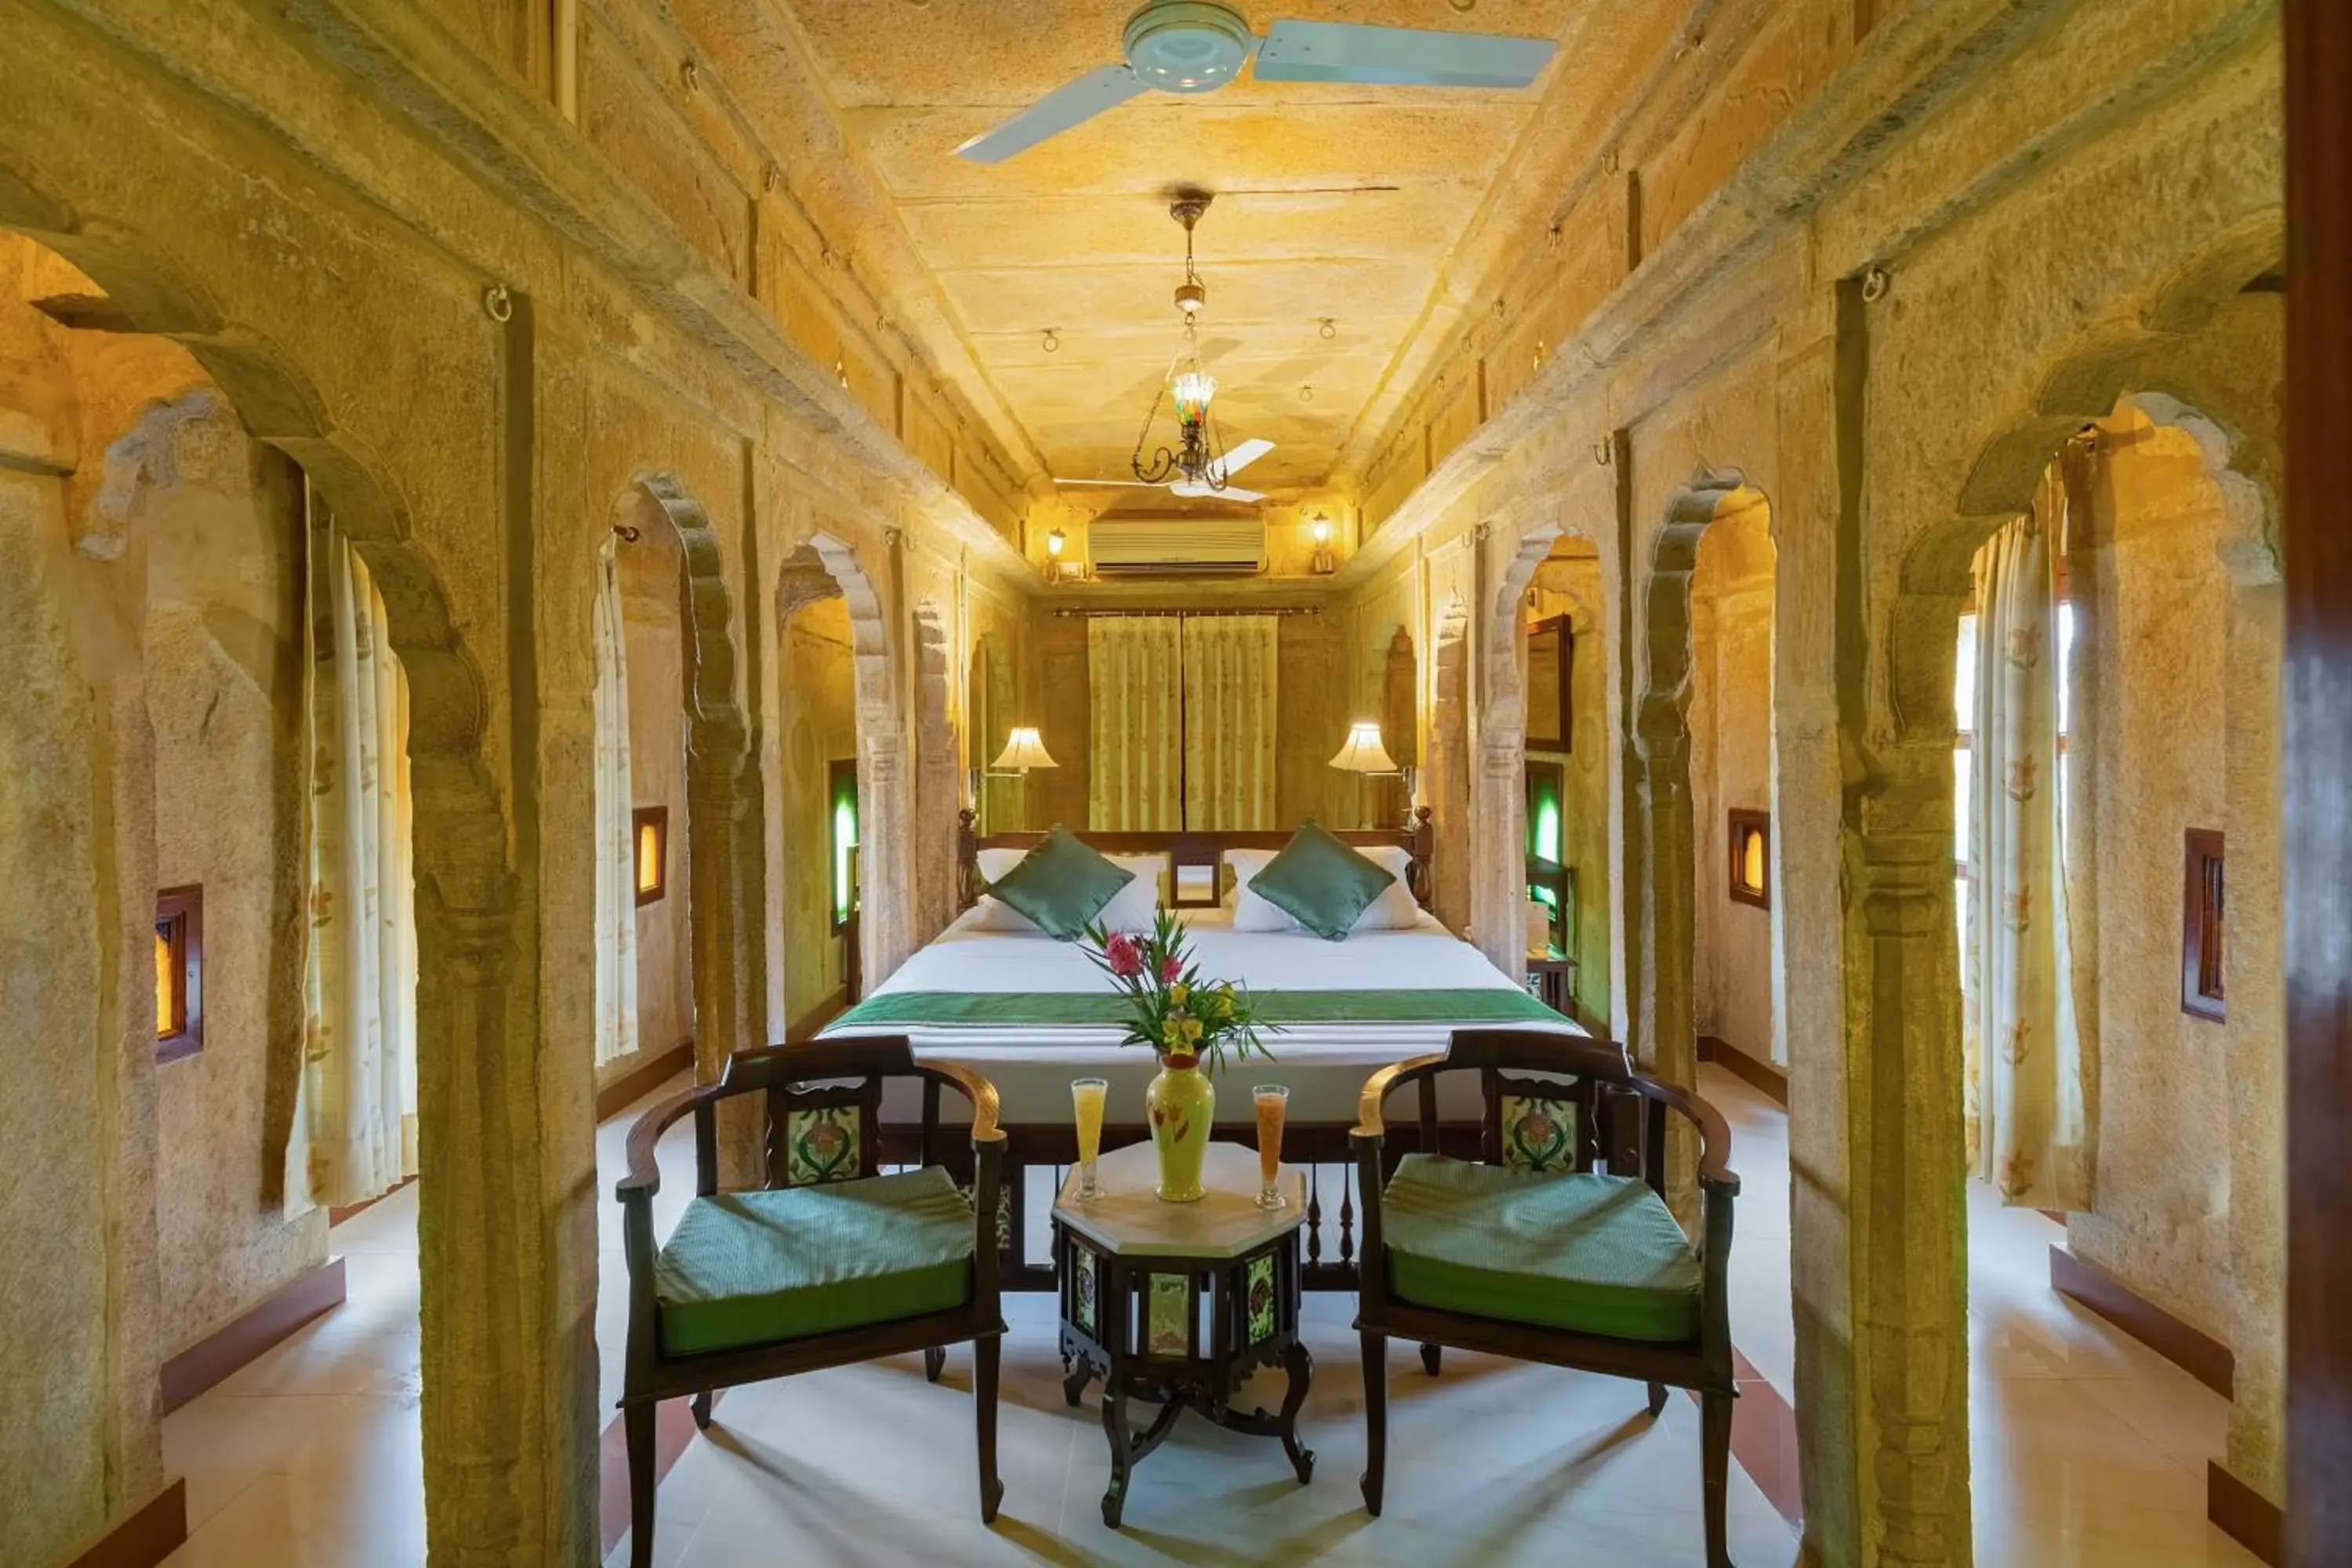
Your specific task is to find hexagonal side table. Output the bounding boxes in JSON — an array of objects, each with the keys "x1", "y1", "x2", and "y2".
[{"x1": 1053, "y1": 1140, "x2": 1314, "y2": 1528}]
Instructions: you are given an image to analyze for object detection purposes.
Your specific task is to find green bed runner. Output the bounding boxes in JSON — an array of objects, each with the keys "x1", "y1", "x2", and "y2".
[{"x1": 826, "y1": 987, "x2": 1563, "y2": 1032}]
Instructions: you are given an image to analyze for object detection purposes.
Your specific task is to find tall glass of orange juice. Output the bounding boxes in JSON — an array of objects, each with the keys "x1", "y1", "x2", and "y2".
[
  {"x1": 1072, "y1": 1078, "x2": 1108, "y2": 1200},
  {"x1": 1253, "y1": 1084, "x2": 1289, "y2": 1209}
]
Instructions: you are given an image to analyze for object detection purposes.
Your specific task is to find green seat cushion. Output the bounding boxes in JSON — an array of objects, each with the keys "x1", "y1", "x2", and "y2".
[
  {"x1": 1250, "y1": 822, "x2": 1394, "y2": 941},
  {"x1": 1381, "y1": 1152, "x2": 1701, "y2": 1343},
  {"x1": 654, "y1": 1166, "x2": 974, "y2": 1357},
  {"x1": 985, "y1": 825, "x2": 1134, "y2": 941}
]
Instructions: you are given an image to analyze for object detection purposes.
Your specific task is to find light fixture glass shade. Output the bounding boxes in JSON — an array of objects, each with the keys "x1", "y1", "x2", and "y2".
[
  {"x1": 1045, "y1": 527, "x2": 1066, "y2": 557},
  {"x1": 1170, "y1": 369, "x2": 1216, "y2": 425},
  {"x1": 1312, "y1": 514, "x2": 1333, "y2": 545},
  {"x1": 991, "y1": 726, "x2": 1058, "y2": 771},
  {"x1": 1328, "y1": 720, "x2": 1399, "y2": 774}
]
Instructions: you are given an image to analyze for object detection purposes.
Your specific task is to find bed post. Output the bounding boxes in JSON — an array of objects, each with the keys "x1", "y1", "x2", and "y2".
[
  {"x1": 1409, "y1": 805, "x2": 1435, "y2": 906},
  {"x1": 958, "y1": 808, "x2": 980, "y2": 911}
]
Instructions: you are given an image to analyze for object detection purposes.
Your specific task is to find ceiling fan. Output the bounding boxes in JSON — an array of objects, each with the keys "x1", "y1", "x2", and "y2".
[
  {"x1": 1056, "y1": 436, "x2": 1276, "y2": 503},
  {"x1": 954, "y1": 2, "x2": 1559, "y2": 164}
]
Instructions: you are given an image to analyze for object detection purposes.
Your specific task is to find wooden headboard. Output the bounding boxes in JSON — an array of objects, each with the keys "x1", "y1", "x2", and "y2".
[{"x1": 957, "y1": 808, "x2": 1435, "y2": 913}]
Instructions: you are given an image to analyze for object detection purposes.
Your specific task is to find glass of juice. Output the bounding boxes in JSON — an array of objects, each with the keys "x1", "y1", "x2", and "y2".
[
  {"x1": 1253, "y1": 1084, "x2": 1290, "y2": 1209},
  {"x1": 1072, "y1": 1078, "x2": 1108, "y2": 1201}
]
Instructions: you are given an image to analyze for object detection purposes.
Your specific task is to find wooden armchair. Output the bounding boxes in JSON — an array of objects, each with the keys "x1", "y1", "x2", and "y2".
[
  {"x1": 1352, "y1": 1029, "x2": 1740, "y2": 1566},
  {"x1": 613, "y1": 1035, "x2": 1007, "y2": 1567}
]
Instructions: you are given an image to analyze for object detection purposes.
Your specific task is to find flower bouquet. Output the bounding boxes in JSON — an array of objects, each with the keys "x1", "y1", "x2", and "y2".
[{"x1": 1080, "y1": 909, "x2": 1276, "y2": 1202}]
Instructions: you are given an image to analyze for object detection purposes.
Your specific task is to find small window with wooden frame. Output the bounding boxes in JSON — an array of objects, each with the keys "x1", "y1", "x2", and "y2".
[
  {"x1": 155, "y1": 885, "x2": 204, "y2": 1062},
  {"x1": 633, "y1": 806, "x2": 669, "y2": 906},
  {"x1": 2181, "y1": 828, "x2": 2225, "y2": 1022},
  {"x1": 1727, "y1": 809, "x2": 1770, "y2": 910}
]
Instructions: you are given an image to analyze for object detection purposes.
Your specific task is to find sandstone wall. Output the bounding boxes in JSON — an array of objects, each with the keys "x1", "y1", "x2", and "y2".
[
  {"x1": 143, "y1": 391, "x2": 328, "y2": 1353},
  {"x1": 1686, "y1": 514, "x2": 1779, "y2": 1067},
  {"x1": 2063, "y1": 408, "x2": 2280, "y2": 1375},
  {"x1": 613, "y1": 521, "x2": 694, "y2": 1080}
]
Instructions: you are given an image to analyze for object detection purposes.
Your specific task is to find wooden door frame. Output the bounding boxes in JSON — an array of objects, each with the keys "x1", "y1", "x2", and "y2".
[{"x1": 2283, "y1": 2, "x2": 2350, "y2": 1562}]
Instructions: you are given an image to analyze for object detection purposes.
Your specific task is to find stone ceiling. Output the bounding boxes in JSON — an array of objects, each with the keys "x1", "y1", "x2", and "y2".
[{"x1": 777, "y1": 0, "x2": 1595, "y2": 499}]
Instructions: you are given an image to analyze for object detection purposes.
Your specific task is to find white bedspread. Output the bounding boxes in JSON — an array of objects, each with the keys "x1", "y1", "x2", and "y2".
[{"x1": 821, "y1": 906, "x2": 1583, "y2": 1123}]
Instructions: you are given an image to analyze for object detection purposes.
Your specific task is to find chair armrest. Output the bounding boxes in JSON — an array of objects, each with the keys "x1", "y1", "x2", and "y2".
[
  {"x1": 1352, "y1": 1052, "x2": 1446, "y2": 1140},
  {"x1": 925, "y1": 1060, "x2": 1004, "y2": 1145},
  {"x1": 615, "y1": 1083, "x2": 720, "y2": 1200},
  {"x1": 1637, "y1": 1076, "x2": 1740, "y2": 1196}
]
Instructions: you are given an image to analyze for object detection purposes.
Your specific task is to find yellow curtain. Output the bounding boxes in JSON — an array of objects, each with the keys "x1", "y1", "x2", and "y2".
[
  {"x1": 1181, "y1": 615, "x2": 1278, "y2": 829},
  {"x1": 1087, "y1": 616, "x2": 1184, "y2": 829},
  {"x1": 1962, "y1": 469, "x2": 2091, "y2": 1209}
]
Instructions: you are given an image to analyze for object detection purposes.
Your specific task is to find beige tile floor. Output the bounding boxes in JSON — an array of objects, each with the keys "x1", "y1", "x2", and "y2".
[{"x1": 158, "y1": 1065, "x2": 2264, "y2": 1566}]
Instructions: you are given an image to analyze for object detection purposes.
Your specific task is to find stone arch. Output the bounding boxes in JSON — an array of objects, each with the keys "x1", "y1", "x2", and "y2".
[
  {"x1": 1461, "y1": 521, "x2": 1571, "y2": 975},
  {"x1": 910, "y1": 597, "x2": 957, "y2": 942},
  {"x1": 1842, "y1": 206, "x2": 2286, "y2": 1558},
  {"x1": 1627, "y1": 473, "x2": 1777, "y2": 1222},
  {"x1": 1880, "y1": 384, "x2": 2283, "y2": 1522},
  {"x1": 610, "y1": 474, "x2": 761, "y2": 1083},
  {"x1": 775, "y1": 531, "x2": 906, "y2": 995},
  {"x1": 0, "y1": 200, "x2": 543, "y2": 1561}
]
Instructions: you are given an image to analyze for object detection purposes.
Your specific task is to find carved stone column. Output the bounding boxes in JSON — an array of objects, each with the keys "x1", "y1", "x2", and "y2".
[
  {"x1": 1842, "y1": 744, "x2": 1973, "y2": 1568},
  {"x1": 413, "y1": 882, "x2": 595, "y2": 1566}
]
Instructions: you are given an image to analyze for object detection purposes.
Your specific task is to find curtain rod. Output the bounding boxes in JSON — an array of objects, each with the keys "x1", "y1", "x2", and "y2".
[{"x1": 1050, "y1": 606, "x2": 1321, "y2": 619}]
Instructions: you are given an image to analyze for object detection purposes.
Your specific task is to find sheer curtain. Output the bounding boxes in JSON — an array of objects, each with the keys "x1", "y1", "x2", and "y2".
[
  {"x1": 291, "y1": 521, "x2": 419, "y2": 1212},
  {"x1": 1087, "y1": 616, "x2": 1184, "y2": 829},
  {"x1": 1964, "y1": 487, "x2": 2092, "y2": 1209},
  {"x1": 592, "y1": 535, "x2": 640, "y2": 1068},
  {"x1": 1180, "y1": 615, "x2": 1277, "y2": 829}
]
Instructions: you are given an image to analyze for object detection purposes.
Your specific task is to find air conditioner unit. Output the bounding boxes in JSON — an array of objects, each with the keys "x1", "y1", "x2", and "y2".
[{"x1": 1089, "y1": 515, "x2": 1265, "y2": 575}]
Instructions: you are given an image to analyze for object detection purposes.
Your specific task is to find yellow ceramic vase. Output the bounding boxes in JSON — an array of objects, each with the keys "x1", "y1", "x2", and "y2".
[{"x1": 1145, "y1": 1054, "x2": 1214, "y2": 1203}]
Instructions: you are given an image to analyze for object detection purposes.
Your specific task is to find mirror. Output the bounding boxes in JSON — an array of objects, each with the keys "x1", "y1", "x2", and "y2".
[{"x1": 1526, "y1": 614, "x2": 1571, "y2": 753}]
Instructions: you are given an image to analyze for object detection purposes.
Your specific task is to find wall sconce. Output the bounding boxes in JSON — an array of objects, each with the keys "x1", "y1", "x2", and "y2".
[
  {"x1": 971, "y1": 726, "x2": 1056, "y2": 829},
  {"x1": 1044, "y1": 526, "x2": 1073, "y2": 583},
  {"x1": 1328, "y1": 720, "x2": 1414, "y2": 827},
  {"x1": 1309, "y1": 512, "x2": 1336, "y2": 575}
]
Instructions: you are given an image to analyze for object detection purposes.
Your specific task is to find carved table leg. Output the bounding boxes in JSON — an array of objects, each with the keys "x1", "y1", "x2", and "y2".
[
  {"x1": 1063, "y1": 1360, "x2": 1093, "y2": 1408},
  {"x1": 1278, "y1": 1342, "x2": 1316, "y2": 1485},
  {"x1": 924, "y1": 1345, "x2": 947, "y2": 1384},
  {"x1": 1101, "y1": 1384, "x2": 1132, "y2": 1529}
]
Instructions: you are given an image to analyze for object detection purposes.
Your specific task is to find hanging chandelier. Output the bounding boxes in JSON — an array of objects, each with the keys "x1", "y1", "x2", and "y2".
[{"x1": 1131, "y1": 194, "x2": 1232, "y2": 490}]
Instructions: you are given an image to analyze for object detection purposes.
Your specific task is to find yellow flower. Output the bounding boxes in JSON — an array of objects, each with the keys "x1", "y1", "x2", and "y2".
[
  {"x1": 1163, "y1": 1014, "x2": 1189, "y2": 1049},
  {"x1": 1169, "y1": 982, "x2": 1189, "y2": 1007},
  {"x1": 1217, "y1": 991, "x2": 1236, "y2": 1019},
  {"x1": 1178, "y1": 1015, "x2": 1203, "y2": 1046}
]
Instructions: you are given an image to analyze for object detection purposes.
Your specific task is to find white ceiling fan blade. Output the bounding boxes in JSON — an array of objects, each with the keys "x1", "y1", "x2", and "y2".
[
  {"x1": 1168, "y1": 483, "x2": 1266, "y2": 503},
  {"x1": 1053, "y1": 476, "x2": 1167, "y2": 488},
  {"x1": 955, "y1": 64, "x2": 1149, "y2": 163},
  {"x1": 1216, "y1": 437, "x2": 1274, "y2": 478},
  {"x1": 1253, "y1": 20, "x2": 1556, "y2": 89}
]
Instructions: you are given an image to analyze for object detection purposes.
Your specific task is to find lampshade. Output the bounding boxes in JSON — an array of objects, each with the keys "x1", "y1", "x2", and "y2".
[
  {"x1": 1170, "y1": 369, "x2": 1216, "y2": 425},
  {"x1": 1327, "y1": 721, "x2": 1399, "y2": 774},
  {"x1": 990, "y1": 727, "x2": 1058, "y2": 771}
]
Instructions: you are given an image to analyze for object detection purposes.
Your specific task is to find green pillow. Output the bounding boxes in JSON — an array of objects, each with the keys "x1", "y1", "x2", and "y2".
[
  {"x1": 1250, "y1": 822, "x2": 1394, "y2": 941},
  {"x1": 985, "y1": 825, "x2": 1134, "y2": 940}
]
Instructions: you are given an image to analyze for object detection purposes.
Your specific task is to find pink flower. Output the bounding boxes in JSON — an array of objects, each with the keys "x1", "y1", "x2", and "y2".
[
  {"x1": 1105, "y1": 933, "x2": 1142, "y2": 978},
  {"x1": 1160, "y1": 955, "x2": 1184, "y2": 984}
]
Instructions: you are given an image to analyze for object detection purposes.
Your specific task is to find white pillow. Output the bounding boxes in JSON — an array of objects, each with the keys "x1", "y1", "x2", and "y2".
[
  {"x1": 971, "y1": 847, "x2": 1166, "y2": 935},
  {"x1": 1351, "y1": 846, "x2": 1424, "y2": 932},
  {"x1": 1226, "y1": 849, "x2": 1288, "y2": 931},
  {"x1": 1226, "y1": 843, "x2": 1421, "y2": 936}
]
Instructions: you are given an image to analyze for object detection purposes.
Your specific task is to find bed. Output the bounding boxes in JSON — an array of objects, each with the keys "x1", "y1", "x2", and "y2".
[{"x1": 816, "y1": 813, "x2": 1588, "y2": 1289}]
